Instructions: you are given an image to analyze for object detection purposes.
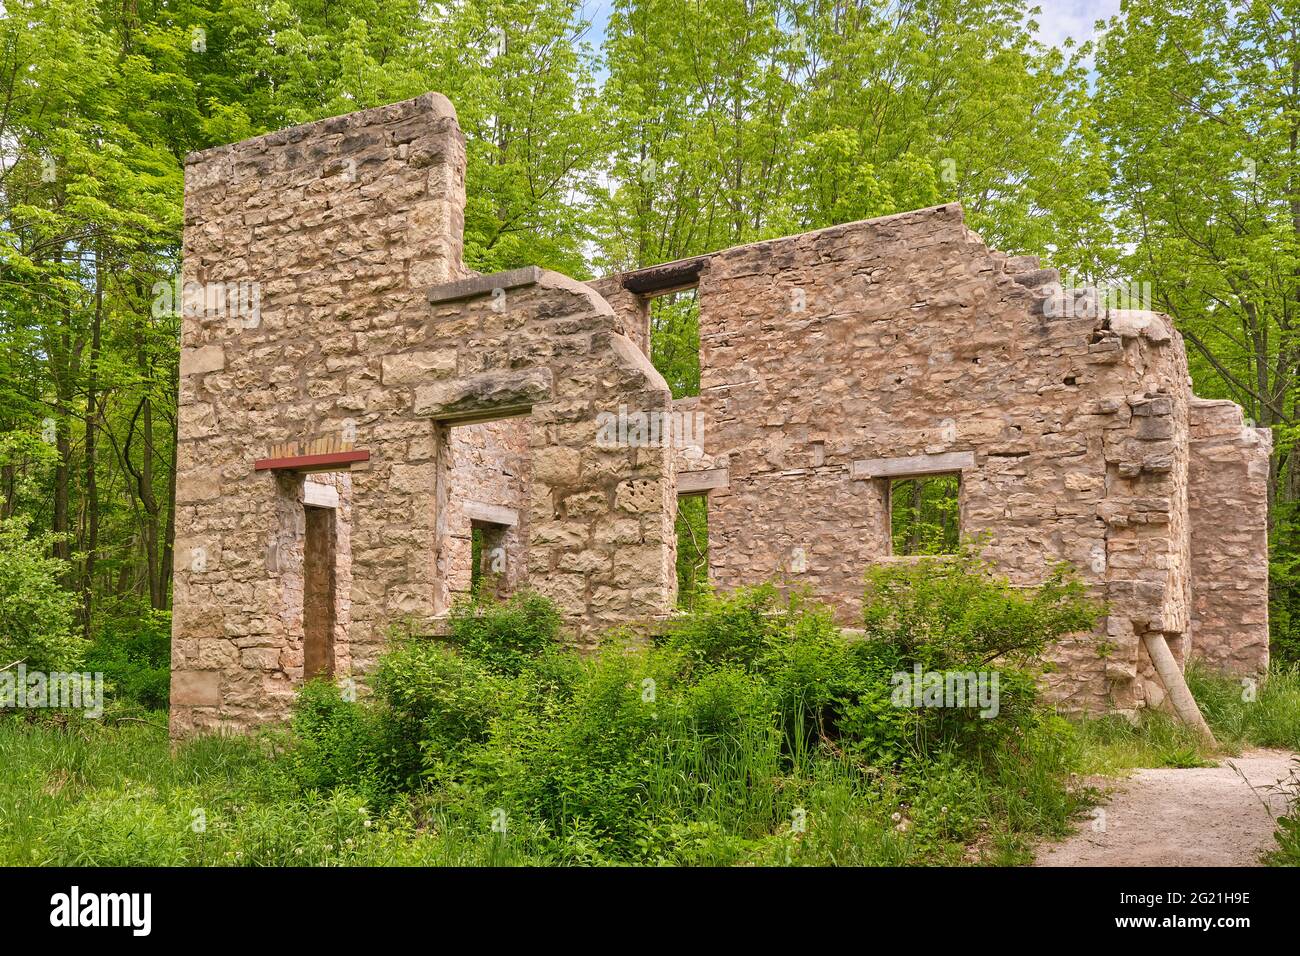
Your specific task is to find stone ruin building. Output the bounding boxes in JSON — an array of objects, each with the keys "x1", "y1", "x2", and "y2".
[{"x1": 170, "y1": 92, "x2": 1271, "y2": 736}]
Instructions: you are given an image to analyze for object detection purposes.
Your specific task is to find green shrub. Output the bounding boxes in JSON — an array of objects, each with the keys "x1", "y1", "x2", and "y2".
[
  {"x1": 860, "y1": 548, "x2": 1100, "y2": 670},
  {"x1": 665, "y1": 585, "x2": 868, "y2": 754},
  {"x1": 374, "y1": 637, "x2": 529, "y2": 787},
  {"x1": 0, "y1": 514, "x2": 85, "y2": 671},
  {"x1": 286, "y1": 679, "x2": 396, "y2": 803},
  {"x1": 466, "y1": 645, "x2": 671, "y2": 849},
  {"x1": 664, "y1": 582, "x2": 788, "y2": 669},
  {"x1": 447, "y1": 589, "x2": 563, "y2": 675},
  {"x1": 259, "y1": 577, "x2": 1095, "y2": 864},
  {"x1": 852, "y1": 548, "x2": 1101, "y2": 763},
  {"x1": 85, "y1": 606, "x2": 171, "y2": 710}
]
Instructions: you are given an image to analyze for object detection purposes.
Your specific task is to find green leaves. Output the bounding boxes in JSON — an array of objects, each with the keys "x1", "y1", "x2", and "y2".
[{"x1": 0, "y1": 514, "x2": 84, "y2": 671}]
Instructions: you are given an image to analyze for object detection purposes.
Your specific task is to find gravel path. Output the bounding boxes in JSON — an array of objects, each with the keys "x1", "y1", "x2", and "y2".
[{"x1": 1035, "y1": 749, "x2": 1298, "y2": 867}]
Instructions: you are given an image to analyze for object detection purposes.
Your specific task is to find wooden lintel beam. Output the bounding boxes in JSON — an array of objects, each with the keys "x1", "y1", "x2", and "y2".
[
  {"x1": 850, "y1": 451, "x2": 974, "y2": 479},
  {"x1": 255, "y1": 449, "x2": 370, "y2": 473},
  {"x1": 462, "y1": 500, "x2": 519, "y2": 527},
  {"x1": 622, "y1": 258, "x2": 707, "y2": 295},
  {"x1": 677, "y1": 467, "x2": 729, "y2": 495}
]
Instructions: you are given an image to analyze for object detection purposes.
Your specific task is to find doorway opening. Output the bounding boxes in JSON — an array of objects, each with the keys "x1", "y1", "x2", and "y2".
[{"x1": 303, "y1": 505, "x2": 337, "y2": 680}]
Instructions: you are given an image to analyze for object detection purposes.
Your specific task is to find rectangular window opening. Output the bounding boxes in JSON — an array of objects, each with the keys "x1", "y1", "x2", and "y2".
[
  {"x1": 648, "y1": 287, "x2": 701, "y2": 399},
  {"x1": 888, "y1": 473, "x2": 961, "y2": 556},
  {"x1": 303, "y1": 504, "x2": 337, "y2": 680},
  {"x1": 470, "y1": 520, "x2": 510, "y2": 601},
  {"x1": 470, "y1": 524, "x2": 484, "y2": 598},
  {"x1": 675, "y1": 493, "x2": 709, "y2": 608}
]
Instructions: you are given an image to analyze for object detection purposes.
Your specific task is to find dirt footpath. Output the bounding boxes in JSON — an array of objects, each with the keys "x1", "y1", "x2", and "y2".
[{"x1": 1035, "y1": 749, "x2": 1298, "y2": 867}]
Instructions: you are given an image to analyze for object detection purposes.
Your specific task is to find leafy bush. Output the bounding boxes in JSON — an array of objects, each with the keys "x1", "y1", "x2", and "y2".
[
  {"x1": 665, "y1": 582, "x2": 791, "y2": 669},
  {"x1": 0, "y1": 514, "x2": 84, "y2": 671},
  {"x1": 374, "y1": 638, "x2": 530, "y2": 788},
  {"x1": 261, "y1": 567, "x2": 1099, "y2": 863},
  {"x1": 85, "y1": 606, "x2": 171, "y2": 710},
  {"x1": 446, "y1": 589, "x2": 563, "y2": 675},
  {"x1": 286, "y1": 680, "x2": 397, "y2": 804},
  {"x1": 467, "y1": 645, "x2": 671, "y2": 848},
  {"x1": 860, "y1": 548, "x2": 1100, "y2": 670},
  {"x1": 851, "y1": 549, "x2": 1100, "y2": 762}
]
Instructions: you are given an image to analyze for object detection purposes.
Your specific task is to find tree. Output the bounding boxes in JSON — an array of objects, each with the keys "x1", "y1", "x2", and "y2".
[{"x1": 1092, "y1": 0, "x2": 1300, "y2": 658}]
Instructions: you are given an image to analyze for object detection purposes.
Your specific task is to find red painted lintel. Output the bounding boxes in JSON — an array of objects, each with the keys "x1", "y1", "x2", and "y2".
[{"x1": 254, "y1": 450, "x2": 370, "y2": 473}]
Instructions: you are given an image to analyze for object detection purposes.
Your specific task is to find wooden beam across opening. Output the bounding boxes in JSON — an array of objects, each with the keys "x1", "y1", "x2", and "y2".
[
  {"x1": 621, "y1": 257, "x2": 707, "y2": 296},
  {"x1": 850, "y1": 451, "x2": 975, "y2": 480},
  {"x1": 676, "y1": 467, "x2": 729, "y2": 495}
]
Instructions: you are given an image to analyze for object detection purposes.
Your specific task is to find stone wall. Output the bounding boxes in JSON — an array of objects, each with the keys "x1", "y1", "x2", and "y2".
[
  {"x1": 437, "y1": 418, "x2": 531, "y2": 606},
  {"x1": 1188, "y1": 398, "x2": 1273, "y2": 675},
  {"x1": 173, "y1": 92, "x2": 1270, "y2": 734},
  {"x1": 172, "y1": 94, "x2": 675, "y2": 735},
  {"x1": 598, "y1": 204, "x2": 1267, "y2": 713}
]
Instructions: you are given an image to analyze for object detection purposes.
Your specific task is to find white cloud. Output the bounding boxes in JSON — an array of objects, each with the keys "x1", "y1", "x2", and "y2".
[{"x1": 1029, "y1": 0, "x2": 1122, "y2": 49}]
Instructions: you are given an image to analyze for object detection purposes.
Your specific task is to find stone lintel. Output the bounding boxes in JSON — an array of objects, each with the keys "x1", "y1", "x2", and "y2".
[
  {"x1": 303, "y1": 482, "x2": 340, "y2": 509},
  {"x1": 426, "y1": 266, "x2": 542, "y2": 304},
  {"x1": 463, "y1": 500, "x2": 519, "y2": 527},
  {"x1": 851, "y1": 451, "x2": 975, "y2": 479},
  {"x1": 415, "y1": 368, "x2": 553, "y2": 421}
]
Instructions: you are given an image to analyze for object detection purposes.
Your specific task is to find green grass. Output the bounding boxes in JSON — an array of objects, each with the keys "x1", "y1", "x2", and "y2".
[
  {"x1": 0, "y1": 710, "x2": 1094, "y2": 867},
  {"x1": 1188, "y1": 662, "x2": 1300, "y2": 752},
  {"x1": 0, "y1": 715, "x2": 553, "y2": 866},
  {"x1": 1051, "y1": 664, "x2": 1300, "y2": 779}
]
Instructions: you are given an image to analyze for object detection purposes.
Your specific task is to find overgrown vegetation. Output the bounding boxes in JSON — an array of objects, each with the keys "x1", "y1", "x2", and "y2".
[
  {"x1": 0, "y1": 559, "x2": 1099, "y2": 866},
  {"x1": 4, "y1": 563, "x2": 1298, "y2": 866},
  {"x1": 83, "y1": 605, "x2": 172, "y2": 712},
  {"x1": 0, "y1": 513, "x2": 84, "y2": 671}
]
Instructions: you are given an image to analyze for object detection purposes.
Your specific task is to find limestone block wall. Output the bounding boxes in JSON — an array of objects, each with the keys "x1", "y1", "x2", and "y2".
[
  {"x1": 174, "y1": 91, "x2": 1269, "y2": 734},
  {"x1": 597, "y1": 203, "x2": 1258, "y2": 713},
  {"x1": 173, "y1": 95, "x2": 675, "y2": 735},
  {"x1": 1188, "y1": 398, "x2": 1272, "y2": 675},
  {"x1": 1100, "y1": 310, "x2": 1194, "y2": 712}
]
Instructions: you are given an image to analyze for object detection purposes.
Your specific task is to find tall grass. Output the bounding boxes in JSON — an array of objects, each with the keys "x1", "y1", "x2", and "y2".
[{"x1": 0, "y1": 705, "x2": 1093, "y2": 867}]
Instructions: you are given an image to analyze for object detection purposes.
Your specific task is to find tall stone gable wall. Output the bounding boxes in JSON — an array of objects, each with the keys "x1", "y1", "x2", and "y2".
[
  {"x1": 172, "y1": 94, "x2": 675, "y2": 735},
  {"x1": 599, "y1": 204, "x2": 1270, "y2": 712}
]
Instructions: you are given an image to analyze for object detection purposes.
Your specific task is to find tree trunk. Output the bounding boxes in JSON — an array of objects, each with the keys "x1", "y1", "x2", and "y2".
[
  {"x1": 1142, "y1": 633, "x2": 1217, "y2": 747},
  {"x1": 907, "y1": 480, "x2": 923, "y2": 553},
  {"x1": 162, "y1": 404, "x2": 177, "y2": 607},
  {"x1": 81, "y1": 246, "x2": 104, "y2": 638}
]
